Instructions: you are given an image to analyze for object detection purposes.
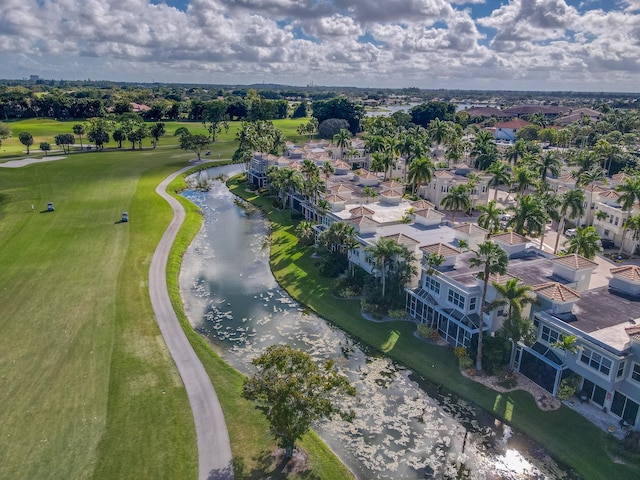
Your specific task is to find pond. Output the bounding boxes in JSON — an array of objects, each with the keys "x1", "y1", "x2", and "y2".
[{"x1": 179, "y1": 165, "x2": 570, "y2": 479}]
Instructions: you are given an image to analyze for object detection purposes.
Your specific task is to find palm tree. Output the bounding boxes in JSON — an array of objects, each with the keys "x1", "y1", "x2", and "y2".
[
  {"x1": 486, "y1": 161, "x2": 511, "y2": 200},
  {"x1": 535, "y1": 192, "x2": 561, "y2": 250},
  {"x1": 492, "y1": 278, "x2": 536, "y2": 329},
  {"x1": 365, "y1": 237, "x2": 404, "y2": 298},
  {"x1": 408, "y1": 157, "x2": 434, "y2": 195},
  {"x1": 73, "y1": 123, "x2": 85, "y2": 149},
  {"x1": 554, "y1": 189, "x2": 586, "y2": 254},
  {"x1": 575, "y1": 167, "x2": 606, "y2": 188},
  {"x1": 295, "y1": 220, "x2": 316, "y2": 246},
  {"x1": 317, "y1": 221, "x2": 356, "y2": 254},
  {"x1": 441, "y1": 184, "x2": 471, "y2": 223},
  {"x1": 321, "y1": 161, "x2": 335, "y2": 180},
  {"x1": 504, "y1": 139, "x2": 528, "y2": 165},
  {"x1": 469, "y1": 242, "x2": 509, "y2": 373},
  {"x1": 398, "y1": 133, "x2": 428, "y2": 183},
  {"x1": 380, "y1": 136, "x2": 399, "y2": 180},
  {"x1": 615, "y1": 176, "x2": 640, "y2": 253},
  {"x1": 620, "y1": 214, "x2": 640, "y2": 255},
  {"x1": 477, "y1": 200, "x2": 503, "y2": 235},
  {"x1": 333, "y1": 128, "x2": 352, "y2": 159},
  {"x1": 536, "y1": 151, "x2": 561, "y2": 185},
  {"x1": 511, "y1": 165, "x2": 536, "y2": 196},
  {"x1": 470, "y1": 131, "x2": 499, "y2": 170},
  {"x1": 508, "y1": 194, "x2": 548, "y2": 237},
  {"x1": 563, "y1": 226, "x2": 602, "y2": 259}
]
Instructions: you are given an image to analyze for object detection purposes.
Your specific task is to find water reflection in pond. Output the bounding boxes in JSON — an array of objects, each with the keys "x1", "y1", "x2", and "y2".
[{"x1": 179, "y1": 166, "x2": 567, "y2": 479}]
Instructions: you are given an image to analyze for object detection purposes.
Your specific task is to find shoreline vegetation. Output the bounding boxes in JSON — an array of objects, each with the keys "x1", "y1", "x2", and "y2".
[
  {"x1": 226, "y1": 173, "x2": 640, "y2": 480},
  {"x1": 166, "y1": 162, "x2": 355, "y2": 480}
]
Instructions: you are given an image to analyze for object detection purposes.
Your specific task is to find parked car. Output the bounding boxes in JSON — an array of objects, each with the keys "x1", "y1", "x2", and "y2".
[
  {"x1": 47, "y1": 202, "x2": 54, "y2": 212},
  {"x1": 121, "y1": 212, "x2": 129, "y2": 223},
  {"x1": 565, "y1": 228, "x2": 577, "y2": 237},
  {"x1": 500, "y1": 214, "x2": 512, "y2": 221},
  {"x1": 601, "y1": 238, "x2": 615, "y2": 249}
]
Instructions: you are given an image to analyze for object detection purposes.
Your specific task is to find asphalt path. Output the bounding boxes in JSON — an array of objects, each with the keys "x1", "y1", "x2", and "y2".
[{"x1": 149, "y1": 165, "x2": 234, "y2": 480}]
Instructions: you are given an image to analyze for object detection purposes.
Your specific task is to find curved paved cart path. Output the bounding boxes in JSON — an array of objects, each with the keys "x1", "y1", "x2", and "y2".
[{"x1": 149, "y1": 165, "x2": 234, "y2": 480}]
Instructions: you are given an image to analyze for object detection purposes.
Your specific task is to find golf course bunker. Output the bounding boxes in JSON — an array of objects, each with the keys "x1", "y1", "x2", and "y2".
[{"x1": 0, "y1": 156, "x2": 66, "y2": 168}]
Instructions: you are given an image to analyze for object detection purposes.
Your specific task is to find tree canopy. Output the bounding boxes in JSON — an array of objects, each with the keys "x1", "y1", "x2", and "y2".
[
  {"x1": 312, "y1": 97, "x2": 364, "y2": 135},
  {"x1": 242, "y1": 345, "x2": 355, "y2": 458}
]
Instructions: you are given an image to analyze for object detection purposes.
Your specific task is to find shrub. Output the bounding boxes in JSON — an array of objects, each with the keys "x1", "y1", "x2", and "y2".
[
  {"x1": 497, "y1": 368, "x2": 518, "y2": 389},
  {"x1": 388, "y1": 309, "x2": 407, "y2": 319},
  {"x1": 557, "y1": 373, "x2": 581, "y2": 400},
  {"x1": 458, "y1": 356, "x2": 473, "y2": 370},
  {"x1": 623, "y1": 431, "x2": 640, "y2": 454},
  {"x1": 454, "y1": 347, "x2": 467, "y2": 359},
  {"x1": 417, "y1": 324, "x2": 440, "y2": 341}
]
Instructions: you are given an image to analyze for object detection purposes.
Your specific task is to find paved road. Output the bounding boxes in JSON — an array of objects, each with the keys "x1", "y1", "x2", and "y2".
[{"x1": 149, "y1": 165, "x2": 234, "y2": 480}]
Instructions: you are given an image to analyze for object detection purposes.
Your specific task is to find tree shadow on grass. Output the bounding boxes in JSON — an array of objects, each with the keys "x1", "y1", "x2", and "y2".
[{"x1": 234, "y1": 448, "x2": 321, "y2": 480}]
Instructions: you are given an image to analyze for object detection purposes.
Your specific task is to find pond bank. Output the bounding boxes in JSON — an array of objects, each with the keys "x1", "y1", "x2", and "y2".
[{"x1": 225, "y1": 174, "x2": 638, "y2": 480}]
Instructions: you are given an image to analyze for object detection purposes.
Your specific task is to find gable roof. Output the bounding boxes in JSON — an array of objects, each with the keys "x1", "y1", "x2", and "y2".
[
  {"x1": 453, "y1": 223, "x2": 489, "y2": 236},
  {"x1": 383, "y1": 233, "x2": 420, "y2": 249},
  {"x1": 349, "y1": 205, "x2": 375, "y2": 216},
  {"x1": 411, "y1": 199, "x2": 435, "y2": 210}
]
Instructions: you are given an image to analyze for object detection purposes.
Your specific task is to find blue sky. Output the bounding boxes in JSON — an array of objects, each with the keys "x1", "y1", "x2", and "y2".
[{"x1": 2, "y1": 0, "x2": 640, "y2": 91}]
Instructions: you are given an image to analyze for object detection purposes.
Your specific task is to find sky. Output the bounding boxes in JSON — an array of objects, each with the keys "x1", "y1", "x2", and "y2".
[{"x1": 2, "y1": 0, "x2": 640, "y2": 92}]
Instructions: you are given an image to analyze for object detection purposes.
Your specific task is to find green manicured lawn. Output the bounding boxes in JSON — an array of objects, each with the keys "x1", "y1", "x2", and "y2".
[
  {"x1": 227, "y1": 176, "x2": 640, "y2": 480},
  {"x1": 0, "y1": 145, "x2": 352, "y2": 480},
  {"x1": 0, "y1": 118, "x2": 312, "y2": 160}
]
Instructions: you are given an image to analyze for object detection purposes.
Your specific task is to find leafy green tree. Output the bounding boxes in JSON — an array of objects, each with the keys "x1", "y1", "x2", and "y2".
[
  {"x1": 243, "y1": 345, "x2": 355, "y2": 458},
  {"x1": 563, "y1": 226, "x2": 602, "y2": 259},
  {"x1": 295, "y1": 220, "x2": 316, "y2": 246},
  {"x1": 86, "y1": 118, "x2": 112, "y2": 150},
  {"x1": 39, "y1": 142, "x2": 50, "y2": 156},
  {"x1": 318, "y1": 118, "x2": 350, "y2": 140},
  {"x1": 0, "y1": 121, "x2": 11, "y2": 147},
  {"x1": 312, "y1": 97, "x2": 364, "y2": 134},
  {"x1": 18, "y1": 131, "x2": 33, "y2": 154},
  {"x1": 54, "y1": 133, "x2": 75, "y2": 154},
  {"x1": 72, "y1": 124, "x2": 85, "y2": 149},
  {"x1": 179, "y1": 132, "x2": 210, "y2": 161},
  {"x1": 441, "y1": 184, "x2": 471, "y2": 223},
  {"x1": 515, "y1": 124, "x2": 540, "y2": 142},
  {"x1": 291, "y1": 102, "x2": 308, "y2": 118},
  {"x1": 202, "y1": 100, "x2": 229, "y2": 141},
  {"x1": 149, "y1": 122, "x2": 166, "y2": 149},
  {"x1": 112, "y1": 128, "x2": 125, "y2": 148},
  {"x1": 409, "y1": 101, "x2": 456, "y2": 128},
  {"x1": 469, "y1": 241, "x2": 509, "y2": 373}
]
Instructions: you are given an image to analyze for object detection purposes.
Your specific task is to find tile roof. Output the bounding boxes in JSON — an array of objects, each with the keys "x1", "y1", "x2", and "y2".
[
  {"x1": 492, "y1": 231, "x2": 530, "y2": 245},
  {"x1": 625, "y1": 325, "x2": 640, "y2": 340},
  {"x1": 599, "y1": 190, "x2": 620, "y2": 200},
  {"x1": 533, "y1": 282, "x2": 581, "y2": 302},
  {"x1": 349, "y1": 205, "x2": 375, "y2": 216},
  {"x1": 381, "y1": 180, "x2": 405, "y2": 189},
  {"x1": 610, "y1": 265, "x2": 640, "y2": 282},
  {"x1": 552, "y1": 253, "x2": 598, "y2": 270},
  {"x1": 381, "y1": 189, "x2": 403, "y2": 198},
  {"x1": 488, "y1": 272, "x2": 519, "y2": 285},
  {"x1": 411, "y1": 199, "x2": 436, "y2": 210},
  {"x1": 347, "y1": 215, "x2": 379, "y2": 226},
  {"x1": 383, "y1": 233, "x2": 420, "y2": 249},
  {"x1": 420, "y1": 243, "x2": 461, "y2": 257},
  {"x1": 434, "y1": 170, "x2": 454, "y2": 178},
  {"x1": 453, "y1": 223, "x2": 489, "y2": 236},
  {"x1": 584, "y1": 184, "x2": 607, "y2": 193},
  {"x1": 494, "y1": 118, "x2": 532, "y2": 129},
  {"x1": 414, "y1": 208, "x2": 445, "y2": 219},
  {"x1": 325, "y1": 194, "x2": 346, "y2": 203}
]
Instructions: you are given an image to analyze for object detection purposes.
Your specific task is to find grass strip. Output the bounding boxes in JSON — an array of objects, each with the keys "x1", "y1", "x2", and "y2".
[{"x1": 227, "y1": 175, "x2": 640, "y2": 480}]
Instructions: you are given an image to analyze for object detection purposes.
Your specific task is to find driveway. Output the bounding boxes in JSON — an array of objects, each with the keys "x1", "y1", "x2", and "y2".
[{"x1": 149, "y1": 165, "x2": 234, "y2": 480}]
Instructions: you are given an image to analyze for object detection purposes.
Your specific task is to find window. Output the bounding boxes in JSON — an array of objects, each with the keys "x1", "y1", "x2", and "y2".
[
  {"x1": 604, "y1": 229, "x2": 610, "y2": 236},
  {"x1": 611, "y1": 392, "x2": 640, "y2": 426},
  {"x1": 615, "y1": 216, "x2": 619, "y2": 226},
  {"x1": 580, "y1": 347, "x2": 612, "y2": 376},
  {"x1": 632, "y1": 363, "x2": 640, "y2": 383},
  {"x1": 541, "y1": 325, "x2": 561, "y2": 344},
  {"x1": 448, "y1": 289, "x2": 465, "y2": 309},
  {"x1": 441, "y1": 185, "x2": 449, "y2": 193},
  {"x1": 482, "y1": 185, "x2": 487, "y2": 193},
  {"x1": 609, "y1": 215, "x2": 614, "y2": 224},
  {"x1": 617, "y1": 361, "x2": 626, "y2": 379},
  {"x1": 469, "y1": 297, "x2": 477, "y2": 311},
  {"x1": 426, "y1": 277, "x2": 440, "y2": 295}
]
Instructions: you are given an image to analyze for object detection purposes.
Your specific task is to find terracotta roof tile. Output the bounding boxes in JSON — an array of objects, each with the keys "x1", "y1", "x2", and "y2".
[
  {"x1": 533, "y1": 282, "x2": 581, "y2": 302},
  {"x1": 325, "y1": 194, "x2": 346, "y2": 203},
  {"x1": 347, "y1": 215, "x2": 379, "y2": 226},
  {"x1": 453, "y1": 223, "x2": 489, "y2": 235},
  {"x1": 492, "y1": 231, "x2": 530, "y2": 245},
  {"x1": 420, "y1": 243, "x2": 461, "y2": 257},
  {"x1": 610, "y1": 265, "x2": 640, "y2": 282},
  {"x1": 411, "y1": 199, "x2": 435, "y2": 210},
  {"x1": 414, "y1": 208, "x2": 445, "y2": 219},
  {"x1": 383, "y1": 233, "x2": 420, "y2": 249},
  {"x1": 552, "y1": 253, "x2": 598, "y2": 270},
  {"x1": 349, "y1": 205, "x2": 375, "y2": 216}
]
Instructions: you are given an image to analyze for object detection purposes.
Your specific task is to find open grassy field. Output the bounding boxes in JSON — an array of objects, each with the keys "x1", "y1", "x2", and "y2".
[
  {"x1": 227, "y1": 176, "x2": 640, "y2": 480},
  {"x1": 0, "y1": 118, "x2": 311, "y2": 160},
  {"x1": 0, "y1": 136, "x2": 351, "y2": 479}
]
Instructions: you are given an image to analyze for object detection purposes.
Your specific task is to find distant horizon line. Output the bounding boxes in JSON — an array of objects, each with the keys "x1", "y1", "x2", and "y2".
[{"x1": 3, "y1": 77, "x2": 640, "y2": 97}]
